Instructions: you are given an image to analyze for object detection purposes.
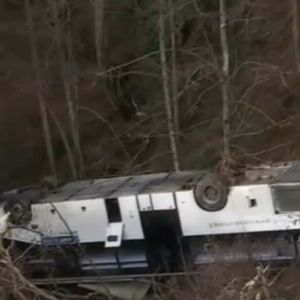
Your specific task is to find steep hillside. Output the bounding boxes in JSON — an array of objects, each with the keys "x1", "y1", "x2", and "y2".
[{"x1": 0, "y1": 0, "x2": 299, "y2": 190}]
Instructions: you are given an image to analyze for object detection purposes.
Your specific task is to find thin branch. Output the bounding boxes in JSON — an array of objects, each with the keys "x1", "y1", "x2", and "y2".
[
  {"x1": 120, "y1": 137, "x2": 150, "y2": 174},
  {"x1": 233, "y1": 141, "x2": 294, "y2": 159},
  {"x1": 93, "y1": 49, "x2": 164, "y2": 76},
  {"x1": 127, "y1": 151, "x2": 172, "y2": 173},
  {"x1": 231, "y1": 114, "x2": 296, "y2": 139},
  {"x1": 185, "y1": 81, "x2": 219, "y2": 116},
  {"x1": 78, "y1": 106, "x2": 131, "y2": 161},
  {"x1": 0, "y1": 241, "x2": 58, "y2": 300},
  {"x1": 86, "y1": 46, "x2": 215, "y2": 78}
]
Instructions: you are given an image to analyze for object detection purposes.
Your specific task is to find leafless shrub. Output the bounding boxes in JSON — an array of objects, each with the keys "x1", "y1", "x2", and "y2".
[
  {"x1": 0, "y1": 240, "x2": 58, "y2": 300},
  {"x1": 155, "y1": 262, "x2": 295, "y2": 300},
  {"x1": 0, "y1": 239, "x2": 300, "y2": 300}
]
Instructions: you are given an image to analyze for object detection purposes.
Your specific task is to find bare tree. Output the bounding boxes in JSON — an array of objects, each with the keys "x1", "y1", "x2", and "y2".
[
  {"x1": 291, "y1": 0, "x2": 300, "y2": 78},
  {"x1": 45, "y1": 103, "x2": 77, "y2": 181},
  {"x1": 24, "y1": 0, "x2": 57, "y2": 178},
  {"x1": 158, "y1": 0, "x2": 180, "y2": 171},
  {"x1": 65, "y1": 27, "x2": 86, "y2": 178},
  {"x1": 49, "y1": 0, "x2": 85, "y2": 179},
  {"x1": 94, "y1": 0, "x2": 105, "y2": 70},
  {"x1": 168, "y1": 0, "x2": 179, "y2": 138},
  {"x1": 219, "y1": 0, "x2": 232, "y2": 171}
]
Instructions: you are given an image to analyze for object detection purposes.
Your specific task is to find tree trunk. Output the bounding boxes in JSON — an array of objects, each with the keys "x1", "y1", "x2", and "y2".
[
  {"x1": 291, "y1": 0, "x2": 300, "y2": 78},
  {"x1": 24, "y1": 0, "x2": 57, "y2": 178},
  {"x1": 94, "y1": 0, "x2": 105, "y2": 70},
  {"x1": 168, "y1": 0, "x2": 179, "y2": 139},
  {"x1": 158, "y1": 0, "x2": 180, "y2": 171},
  {"x1": 49, "y1": 0, "x2": 85, "y2": 179},
  {"x1": 219, "y1": 0, "x2": 231, "y2": 163}
]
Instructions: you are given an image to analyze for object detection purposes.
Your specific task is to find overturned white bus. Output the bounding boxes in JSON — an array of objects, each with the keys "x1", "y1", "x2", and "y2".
[{"x1": 1, "y1": 161, "x2": 300, "y2": 279}]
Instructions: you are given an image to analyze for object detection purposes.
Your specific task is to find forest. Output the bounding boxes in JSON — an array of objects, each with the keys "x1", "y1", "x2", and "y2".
[
  {"x1": 0, "y1": 0, "x2": 299, "y2": 191},
  {"x1": 0, "y1": 0, "x2": 300, "y2": 299}
]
